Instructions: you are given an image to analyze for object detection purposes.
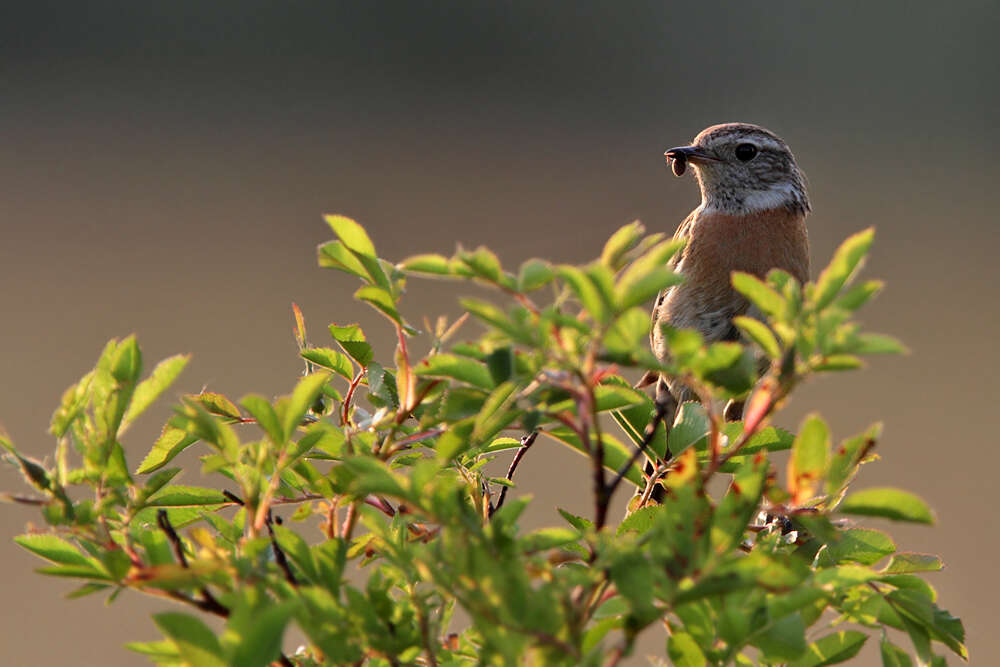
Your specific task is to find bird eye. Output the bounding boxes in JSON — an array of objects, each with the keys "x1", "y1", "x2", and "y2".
[{"x1": 734, "y1": 143, "x2": 758, "y2": 162}]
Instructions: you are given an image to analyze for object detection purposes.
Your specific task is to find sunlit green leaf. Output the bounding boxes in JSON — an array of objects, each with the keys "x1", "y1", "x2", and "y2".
[
  {"x1": 301, "y1": 347, "x2": 354, "y2": 379},
  {"x1": 839, "y1": 488, "x2": 934, "y2": 524},
  {"x1": 123, "y1": 354, "x2": 190, "y2": 430},
  {"x1": 882, "y1": 553, "x2": 943, "y2": 575},
  {"x1": 828, "y1": 528, "x2": 895, "y2": 566},
  {"x1": 517, "y1": 259, "x2": 555, "y2": 292},
  {"x1": 414, "y1": 354, "x2": 494, "y2": 390},
  {"x1": 14, "y1": 534, "x2": 93, "y2": 567},
  {"x1": 135, "y1": 425, "x2": 199, "y2": 475},
  {"x1": 153, "y1": 612, "x2": 227, "y2": 667},
  {"x1": 788, "y1": 414, "x2": 830, "y2": 504},
  {"x1": 559, "y1": 265, "x2": 611, "y2": 324},
  {"x1": 601, "y1": 220, "x2": 645, "y2": 270},
  {"x1": 667, "y1": 631, "x2": 708, "y2": 667},
  {"x1": 282, "y1": 373, "x2": 331, "y2": 440},
  {"x1": 812, "y1": 228, "x2": 874, "y2": 310},
  {"x1": 399, "y1": 253, "x2": 452, "y2": 276},
  {"x1": 146, "y1": 485, "x2": 230, "y2": 507},
  {"x1": 733, "y1": 316, "x2": 781, "y2": 358},
  {"x1": 732, "y1": 272, "x2": 785, "y2": 319},
  {"x1": 240, "y1": 395, "x2": 283, "y2": 445},
  {"x1": 788, "y1": 631, "x2": 868, "y2": 666},
  {"x1": 751, "y1": 612, "x2": 807, "y2": 662}
]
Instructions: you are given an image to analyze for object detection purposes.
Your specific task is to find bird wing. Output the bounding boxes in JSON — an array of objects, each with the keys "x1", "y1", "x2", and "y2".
[
  {"x1": 636, "y1": 209, "x2": 700, "y2": 389},
  {"x1": 649, "y1": 208, "x2": 698, "y2": 339}
]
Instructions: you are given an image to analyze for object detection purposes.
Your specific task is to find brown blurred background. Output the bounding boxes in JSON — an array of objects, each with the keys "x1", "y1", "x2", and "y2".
[{"x1": 1, "y1": 2, "x2": 996, "y2": 664}]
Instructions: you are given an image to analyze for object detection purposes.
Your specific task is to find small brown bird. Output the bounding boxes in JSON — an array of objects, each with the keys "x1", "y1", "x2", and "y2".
[{"x1": 649, "y1": 122, "x2": 810, "y2": 431}]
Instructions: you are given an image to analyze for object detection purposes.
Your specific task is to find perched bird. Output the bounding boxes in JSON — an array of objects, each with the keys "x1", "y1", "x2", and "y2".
[{"x1": 647, "y1": 122, "x2": 810, "y2": 449}]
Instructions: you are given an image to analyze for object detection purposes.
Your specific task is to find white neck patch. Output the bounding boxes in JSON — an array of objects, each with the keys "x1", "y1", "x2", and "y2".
[{"x1": 703, "y1": 183, "x2": 806, "y2": 214}]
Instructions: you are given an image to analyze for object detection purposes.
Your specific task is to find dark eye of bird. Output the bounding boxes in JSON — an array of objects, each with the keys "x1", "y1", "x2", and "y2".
[{"x1": 734, "y1": 143, "x2": 758, "y2": 162}]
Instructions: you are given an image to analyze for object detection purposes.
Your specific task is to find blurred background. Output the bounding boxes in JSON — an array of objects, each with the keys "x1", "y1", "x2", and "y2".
[{"x1": 1, "y1": 2, "x2": 996, "y2": 664}]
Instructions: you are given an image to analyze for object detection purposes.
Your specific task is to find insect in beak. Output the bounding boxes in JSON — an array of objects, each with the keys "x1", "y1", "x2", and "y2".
[{"x1": 664, "y1": 146, "x2": 719, "y2": 177}]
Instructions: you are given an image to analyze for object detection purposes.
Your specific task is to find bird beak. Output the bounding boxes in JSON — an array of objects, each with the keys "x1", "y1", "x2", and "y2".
[{"x1": 664, "y1": 145, "x2": 719, "y2": 163}]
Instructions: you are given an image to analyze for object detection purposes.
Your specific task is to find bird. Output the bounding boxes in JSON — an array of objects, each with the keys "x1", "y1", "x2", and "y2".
[{"x1": 641, "y1": 122, "x2": 810, "y2": 483}]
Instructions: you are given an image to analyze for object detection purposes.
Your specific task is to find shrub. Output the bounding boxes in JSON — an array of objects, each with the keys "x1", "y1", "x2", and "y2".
[{"x1": 3, "y1": 216, "x2": 966, "y2": 665}]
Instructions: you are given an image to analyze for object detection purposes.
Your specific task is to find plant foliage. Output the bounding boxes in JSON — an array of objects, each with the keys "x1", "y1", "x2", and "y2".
[{"x1": 3, "y1": 216, "x2": 964, "y2": 666}]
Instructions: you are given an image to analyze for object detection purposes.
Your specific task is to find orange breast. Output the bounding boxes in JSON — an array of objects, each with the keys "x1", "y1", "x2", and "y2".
[{"x1": 681, "y1": 207, "x2": 810, "y2": 306}]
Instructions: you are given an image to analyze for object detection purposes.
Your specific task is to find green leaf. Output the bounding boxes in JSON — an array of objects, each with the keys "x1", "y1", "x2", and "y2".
[
  {"x1": 355, "y1": 285, "x2": 404, "y2": 327},
  {"x1": 153, "y1": 612, "x2": 227, "y2": 667},
  {"x1": 472, "y1": 381, "x2": 520, "y2": 444},
  {"x1": 882, "y1": 553, "x2": 943, "y2": 575},
  {"x1": 732, "y1": 272, "x2": 785, "y2": 319},
  {"x1": 616, "y1": 238, "x2": 685, "y2": 304},
  {"x1": 617, "y1": 505, "x2": 660, "y2": 535},
  {"x1": 191, "y1": 392, "x2": 243, "y2": 422},
  {"x1": 880, "y1": 639, "x2": 914, "y2": 667},
  {"x1": 788, "y1": 414, "x2": 830, "y2": 503},
  {"x1": 223, "y1": 597, "x2": 297, "y2": 667},
  {"x1": 484, "y1": 347, "x2": 514, "y2": 385},
  {"x1": 825, "y1": 424, "x2": 879, "y2": 498},
  {"x1": 833, "y1": 280, "x2": 883, "y2": 311},
  {"x1": 853, "y1": 333, "x2": 908, "y2": 355},
  {"x1": 331, "y1": 457, "x2": 407, "y2": 499},
  {"x1": 456, "y1": 246, "x2": 505, "y2": 284},
  {"x1": 558, "y1": 265, "x2": 610, "y2": 324},
  {"x1": 667, "y1": 402, "x2": 710, "y2": 457},
  {"x1": 14, "y1": 534, "x2": 92, "y2": 567},
  {"x1": 414, "y1": 354, "x2": 494, "y2": 390},
  {"x1": 273, "y1": 524, "x2": 318, "y2": 583},
  {"x1": 667, "y1": 631, "x2": 708, "y2": 667},
  {"x1": 328, "y1": 323, "x2": 373, "y2": 368},
  {"x1": 35, "y1": 564, "x2": 113, "y2": 581},
  {"x1": 617, "y1": 267, "x2": 683, "y2": 311},
  {"x1": 434, "y1": 417, "x2": 475, "y2": 462},
  {"x1": 317, "y1": 240, "x2": 370, "y2": 280},
  {"x1": 240, "y1": 395, "x2": 283, "y2": 445},
  {"x1": 604, "y1": 307, "x2": 652, "y2": 362},
  {"x1": 136, "y1": 425, "x2": 199, "y2": 474},
  {"x1": 752, "y1": 612, "x2": 807, "y2": 662},
  {"x1": 301, "y1": 347, "x2": 354, "y2": 379},
  {"x1": 733, "y1": 316, "x2": 781, "y2": 358},
  {"x1": 125, "y1": 640, "x2": 182, "y2": 662},
  {"x1": 122, "y1": 354, "x2": 190, "y2": 430},
  {"x1": 828, "y1": 528, "x2": 896, "y2": 566},
  {"x1": 146, "y1": 485, "x2": 229, "y2": 507},
  {"x1": 282, "y1": 373, "x2": 331, "y2": 441},
  {"x1": 399, "y1": 253, "x2": 452, "y2": 276},
  {"x1": 813, "y1": 228, "x2": 874, "y2": 310},
  {"x1": 788, "y1": 631, "x2": 868, "y2": 666},
  {"x1": 697, "y1": 342, "x2": 756, "y2": 395},
  {"x1": 517, "y1": 259, "x2": 555, "y2": 292},
  {"x1": 520, "y1": 527, "x2": 579, "y2": 552},
  {"x1": 839, "y1": 488, "x2": 935, "y2": 524},
  {"x1": 366, "y1": 362, "x2": 399, "y2": 408},
  {"x1": 459, "y1": 297, "x2": 532, "y2": 343},
  {"x1": 601, "y1": 220, "x2": 645, "y2": 269},
  {"x1": 711, "y1": 455, "x2": 768, "y2": 555},
  {"x1": 324, "y1": 214, "x2": 377, "y2": 257}
]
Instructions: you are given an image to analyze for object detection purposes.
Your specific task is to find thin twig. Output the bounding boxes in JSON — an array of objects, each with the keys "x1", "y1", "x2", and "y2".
[
  {"x1": 342, "y1": 371, "x2": 365, "y2": 426},
  {"x1": 341, "y1": 502, "x2": 359, "y2": 541},
  {"x1": 489, "y1": 431, "x2": 539, "y2": 518},
  {"x1": 156, "y1": 510, "x2": 229, "y2": 617},
  {"x1": 604, "y1": 401, "x2": 670, "y2": 501},
  {"x1": 157, "y1": 509, "x2": 189, "y2": 568},
  {"x1": 266, "y1": 512, "x2": 297, "y2": 587},
  {"x1": 582, "y1": 384, "x2": 611, "y2": 530}
]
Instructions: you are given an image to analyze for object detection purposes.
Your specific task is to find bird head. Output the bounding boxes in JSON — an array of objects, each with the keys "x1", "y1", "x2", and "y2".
[{"x1": 665, "y1": 123, "x2": 810, "y2": 215}]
